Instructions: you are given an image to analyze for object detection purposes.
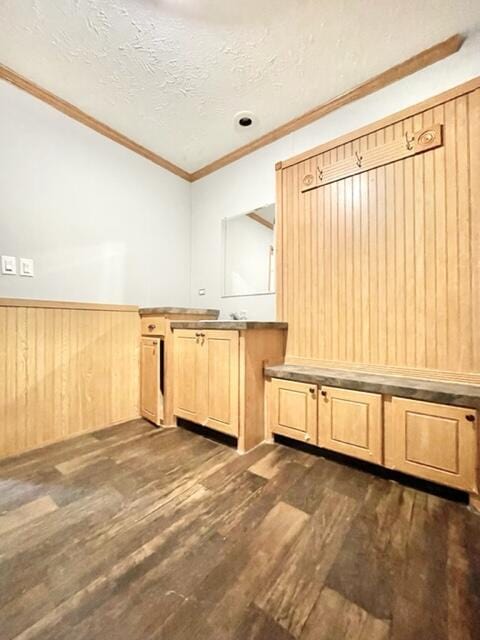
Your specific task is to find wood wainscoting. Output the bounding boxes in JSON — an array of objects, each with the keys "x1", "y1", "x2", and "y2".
[
  {"x1": 276, "y1": 77, "x2": 480, "y2": 384},
  {"x1": 0, "y1": 298, "x2": 140, "y2": 458}
]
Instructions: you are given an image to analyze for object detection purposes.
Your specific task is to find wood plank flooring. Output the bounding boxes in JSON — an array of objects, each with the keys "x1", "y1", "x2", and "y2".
[{"x1": 0, "y1": 419, "x2": 479, "y2": 640}]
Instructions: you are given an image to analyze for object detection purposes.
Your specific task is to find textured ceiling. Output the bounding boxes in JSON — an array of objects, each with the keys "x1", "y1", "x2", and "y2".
[{"x1": 1, "y1": 1, "x2": 479, "y2": 173}]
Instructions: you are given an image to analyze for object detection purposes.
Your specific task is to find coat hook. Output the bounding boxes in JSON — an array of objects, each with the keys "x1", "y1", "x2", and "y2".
[
  {"x1": 405, "y1": 132, "x2": 415, "y2": 151},
  {"x1": 355, "y1": 151, "x2": 363, "y2": 168}
]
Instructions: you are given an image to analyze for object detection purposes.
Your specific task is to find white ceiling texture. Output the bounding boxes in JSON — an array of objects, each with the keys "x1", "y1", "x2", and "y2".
[{"x1": 1, "y1": 1, "x2": 479, "y2": 173}]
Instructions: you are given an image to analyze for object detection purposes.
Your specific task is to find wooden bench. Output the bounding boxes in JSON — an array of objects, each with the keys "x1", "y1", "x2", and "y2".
[{"x1": 265, "y1": 364, "x2": 480, "y2": 511}]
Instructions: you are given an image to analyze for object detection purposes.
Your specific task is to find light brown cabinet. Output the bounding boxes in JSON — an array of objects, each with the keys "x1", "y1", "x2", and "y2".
[
  {"x1": 202, "y1": 331, "x2": 239, "y2": 435},
  {"x1": 172, "y1": 330, "x2": 198, "y2": 422},
  {"x1": 140, "y1": 337, "x2": 163, "y2": 425},
  {"x1": 267, "y1": 377, "x2": 479, "y2": 495},
  {"x1": 173, "y1": 329, "x2": 239, "y2": 436},
  {"x1": 173, "y1": 325, "x2": 287, "y2": 451},
  {"x1": 385, "y1": 397, "x2": 478, "y2": 492},
  {"x1": 268, "y1": 379, "x2": 317, "y2": 444},
  {"x1": 139, "y1": 308, "x2": 220, "y2": 427},
  {"x1": 318, "y1": 386, "x2": 382, "y2": 464}
]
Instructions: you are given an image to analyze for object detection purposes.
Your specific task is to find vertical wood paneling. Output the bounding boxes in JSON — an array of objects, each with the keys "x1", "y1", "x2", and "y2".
[
  {"x1": 412, "y1": 111, "x2": 426, "y2": 369},
  {"x1": 375, "y1": 132, "x2": 388, "y2": 365},
  {"x1": 0, "y1": 307, "x2": 5, "y2": 455},
  {"x1": 367, "y1": 133, "x2": 378, "y2": 365},
  {"x1": 432, "y1": 104, "x2": 448, "y2": 371},
  {"x1": 394, "y1": 119, "x2": 406, "y2": 366},
  {"x1": 316, "y1": 175, "x2": 325, "y2": 360},
  {"x1": 469, "y1": 90, "x2": 480, "y2": 371},
  {"x1": 360, "y1": 166, "x2": 370, "y2": 365},
  {"x1": 324, "y1": 171, "x2": 333, "y2": 360},
  {"x1": 0, "y1": 303, "x2": 140, "y2": 458},
  {"x1": 456, "y1": 95, "x2": 472, "y2": 372},
  {"x1": 275, "y1": 165, "x2": 284, "y2": 321},
  {"x1": 331, "y1": 149, "x2": 339, "y2": 361},
  {"x1": 423, "y1": 108, "x2": 437, "y2": 370},
  {"x1": 444, "y1": 99, "x2": 460, "y2": 372},
  {"x1": 278, "y1": 88, "x2": 480, "y2": 383}
]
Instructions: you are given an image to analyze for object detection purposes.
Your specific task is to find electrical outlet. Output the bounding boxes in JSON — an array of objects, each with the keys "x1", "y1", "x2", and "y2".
[
  {"x1": 19, "y1": 258, "x2": 34, "y2": 277},
  {"x1": 198, "y1": 288, "x2": 206, "y2": 296},
  {"x1": 1, "y1": 255, "x2": 17, "y2": 275}
]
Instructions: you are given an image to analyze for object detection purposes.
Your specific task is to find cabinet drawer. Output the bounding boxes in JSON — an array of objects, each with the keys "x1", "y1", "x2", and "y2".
[
  {"x1": 318, "y1": 386, "x2": 383, "y2": 464},
  {"x1": 141, "y1": 316, "x2": 166, "y2": 336},
  {"x1": 269, "y1": 379, "x2": 317, "y2": 444},
  {"x1": 385, "y1": 397, "x2": 478, "y2": 492}
]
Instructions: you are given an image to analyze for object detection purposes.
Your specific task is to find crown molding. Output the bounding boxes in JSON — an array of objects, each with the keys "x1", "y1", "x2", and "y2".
[
  {"x1": 0, "y1": 34, "x2": 464, "y2": 183},
  {"x1": 0, "y1": 63, "x2": 192, "y2": 181},
  {"x1": 189, "y1": 34, "x2": 464, "y2": 180}
]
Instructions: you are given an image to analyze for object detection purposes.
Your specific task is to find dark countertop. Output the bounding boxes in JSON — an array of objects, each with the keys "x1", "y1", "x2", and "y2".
[
  {"x1": 264, "y1": 364, "x2": 480, "y2": 409},
  {"x1": 170, "y1": 320, "x2": 288, "y2": 330},
  {"x1": 139, "y1": 307, "x2": 219, "y2": 317}
]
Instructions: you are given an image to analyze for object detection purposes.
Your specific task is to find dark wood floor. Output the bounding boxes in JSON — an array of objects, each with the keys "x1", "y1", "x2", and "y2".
[{"x1": 0, "y1": 419, "x2": 479, "y2": 640}]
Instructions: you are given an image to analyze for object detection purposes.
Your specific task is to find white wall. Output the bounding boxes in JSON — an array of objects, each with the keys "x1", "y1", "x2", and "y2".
[
  {"x1": 190, "y1": 31, "x2": 480, "y2": 320},
  {"x1": 1, "y1": 31, "x2": 480, "y2": 314},
  {"x1": 0, "y1": 80, "x2": 191, "y2": 307}
]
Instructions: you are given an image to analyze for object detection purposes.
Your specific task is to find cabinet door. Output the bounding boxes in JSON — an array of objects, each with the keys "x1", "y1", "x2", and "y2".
[
  {"x1": 318, "y1": 386, "x2": 382, "y2": 463},
  {"x1": 140, "y1": 337, "x2": 163, "y2": 425},
  {"x1": 385, "y1": 397, "x2": 478, "y2": 492},
  {"x1": 173, "y1": 330, "x2": 200, "y2": 422},
  {"x1": 269, "y1": 379, "x2": 317, "y2": 444},
  {"x1": 202, "y1": 330, "x2": 239, "y2": 436}
]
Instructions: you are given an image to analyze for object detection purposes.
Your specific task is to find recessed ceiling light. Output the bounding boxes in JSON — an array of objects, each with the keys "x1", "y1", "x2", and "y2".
[
  {"x1": 234, "y1": 111, "x2": 257, "y2": 130},
  {"x1": 239, "y1": 116, "x2": 252, "y2": 127}
]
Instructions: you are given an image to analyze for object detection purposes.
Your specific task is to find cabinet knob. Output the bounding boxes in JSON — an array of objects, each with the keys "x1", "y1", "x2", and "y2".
[
  {"x1": 466, "y1": 414, "x2": 475, "y2": 422},
  {"x1": 309, "y1": 387, "x2": 316, "y2": 394},
  {"x1": 321, "y1": 390, "x2": 327, "y2": 397},
  {"x1": 148, "y1": 324, "x2": 156, "y2": 331},
  {"x1": 195, "y1": 331, "x2": 201, "y2": 337}
]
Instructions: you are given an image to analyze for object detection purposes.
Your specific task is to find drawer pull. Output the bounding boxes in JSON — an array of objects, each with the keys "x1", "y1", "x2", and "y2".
[
  {"x1": 466, "y1": 414, "x2": 475, "y2": 422},
  {"x1": 148, "y1": 324, "x2": 156, "y2": 331}
]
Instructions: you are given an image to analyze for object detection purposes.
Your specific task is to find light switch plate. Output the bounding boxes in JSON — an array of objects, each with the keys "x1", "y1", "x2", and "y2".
[
  {"x1": 1, "y1": 255, "x2": 17, "y2": 275},
  {"x1": 198, "y1": 288, "x2": 206, "y2": 296},
  {"x1": 19, "y1": 258, "x2": 34, "y2": 277}
]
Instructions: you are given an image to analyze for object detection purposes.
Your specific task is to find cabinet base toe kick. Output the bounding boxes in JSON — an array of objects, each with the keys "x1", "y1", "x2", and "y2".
[{"x1": 267, "y1": 378, "x2": 479, "y2": 508}]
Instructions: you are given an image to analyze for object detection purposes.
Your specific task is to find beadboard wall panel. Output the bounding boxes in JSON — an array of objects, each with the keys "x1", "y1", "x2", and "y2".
[
  {"x1": 0, "y1": 300, "x2": 140, "y2": 458},
  {"x1": 277, "y1": 82, "x2": 480, "y2": 383}
]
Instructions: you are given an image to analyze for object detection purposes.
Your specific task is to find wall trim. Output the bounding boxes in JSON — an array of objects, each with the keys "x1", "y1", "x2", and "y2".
[
  {"x1": 0, "y1": 297, "x2": 139, "y2": 312},
  {"x1": 0, "y1": 34, "x2": 464, "y2": 182}
]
